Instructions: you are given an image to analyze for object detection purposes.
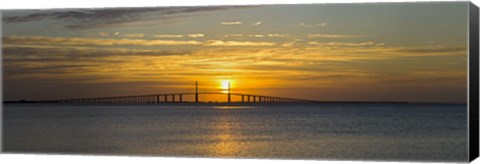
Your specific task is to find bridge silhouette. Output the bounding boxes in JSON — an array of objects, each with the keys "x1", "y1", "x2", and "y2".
[{"x1": 38, "y1": 81, "x2": 318, "y2": 104}]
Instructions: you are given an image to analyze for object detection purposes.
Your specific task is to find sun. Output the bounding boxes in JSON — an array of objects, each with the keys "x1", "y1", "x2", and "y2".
[
  {"x1": 219, "y1": 79, "x2": 236, "y2": 93},
  {"x1": 220, "y1": 80, "x2": 230, "y2": 90}
]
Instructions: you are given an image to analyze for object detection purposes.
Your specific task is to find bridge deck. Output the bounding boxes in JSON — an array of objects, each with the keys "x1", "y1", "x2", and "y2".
[{"x1": 45, "y1": 92, "x2": 317, "y2": 104}]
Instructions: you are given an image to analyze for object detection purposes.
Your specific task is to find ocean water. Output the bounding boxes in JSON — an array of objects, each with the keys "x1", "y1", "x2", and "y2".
[{"x1": 3, "y1": 103, "x2": 468, "y2": 162}]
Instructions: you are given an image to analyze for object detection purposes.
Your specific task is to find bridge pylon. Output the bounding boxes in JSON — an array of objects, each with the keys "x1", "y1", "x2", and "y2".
[{"x1": 195, "y1": 81, "x2": 199, "y2": 103}]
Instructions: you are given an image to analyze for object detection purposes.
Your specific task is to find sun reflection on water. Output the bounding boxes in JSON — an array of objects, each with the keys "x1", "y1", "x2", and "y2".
[
  {"x1": 209, "y1": 112, "x2": 242, "y2": 157},
  {"x1": 213, "y1": 106, "x2": 253, "y2": 109}
]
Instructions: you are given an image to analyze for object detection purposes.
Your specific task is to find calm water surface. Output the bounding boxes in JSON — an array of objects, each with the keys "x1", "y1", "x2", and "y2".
[{"x1": 3, "y1": 103, "x2": 468, "y2": 162}]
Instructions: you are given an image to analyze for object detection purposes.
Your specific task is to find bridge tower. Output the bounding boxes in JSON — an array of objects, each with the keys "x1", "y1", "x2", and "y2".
[
  {"x1": 195, "y1": 81, "x2": 199, "y2": 103},
  {"x1": 228, "y1": 82, "x2": 231, "y2": 103}
]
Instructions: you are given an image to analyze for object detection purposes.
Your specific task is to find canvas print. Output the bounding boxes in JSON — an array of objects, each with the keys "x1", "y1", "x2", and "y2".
[{"x1": 1, "y1": 2, "x2": 475, "y2": 162}]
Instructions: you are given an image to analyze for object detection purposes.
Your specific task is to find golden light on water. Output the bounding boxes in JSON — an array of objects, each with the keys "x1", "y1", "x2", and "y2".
[{"x1": 210, "y1": 112, "x2": 241, "y2": 157}]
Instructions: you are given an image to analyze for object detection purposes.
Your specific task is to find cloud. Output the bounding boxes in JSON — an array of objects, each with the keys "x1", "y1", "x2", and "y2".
[
  {"x1": 98, "y1": 32, "x2": 121, "y2": 37},
  {"x1": 305, "y1": 42, "x2": 466, "y2": 57},
  {"x1": 3, "y1": 35, "x2": 467, "y2": 103},
  {"x1": 203, "y1": 40, "x2": 276, "y2": 46},
  {"x1": 187, "y1": 33, "x2": 205, "y2": 38},
  {"x1": 267, "y1": 34, "x2": 289, "y2": 38},
  {"x1": 280, "y1": 42, "x2": 296, "y2": 47},
  {"x1": 2, "y1": 44, "x2": 193, "y2": 84},
  {"x1": 307, "y1": 34, "x2": 363, "y2": 38},
  {"x1": 4, "y1": 35, "x2": 465, "y2": 58},
  {"x1": 252, "y1": 21, "x2": 262, "y2": 26},
  {"x1": 122, "y1": 33, "x2": 145, "y2": 38},
  {"x1": 223, "y1": 33, "x2": 289, "y2": 38},
  {"x1": 3, "y1": 35, "x2": 202, "y2": 46},
  {"x1": 99, "y1": 32, "x2": 111, "y2": 37},
  {"x1": 308, "y1": 41, "x2": 378, "y2": 46},
  {"x1": 394, "y1": 46, "x2": 467, "y2": 55},
  {"x1": 4, "y1": 35, "x2": 277, "y2": 48},
  {"x1": 153, "y1": 34, "x2": 183, "y2": 38},
  {"x1": 3, "y1": 45, "x2": 191, "y2": 60},
  {"x1": 224, "y1": 34, "x2": 244, "y2": 37},
  {"x1": 3, "y1": 6, "x2": 249, "y2": 29},
  {"x1": 299, "y1": 22, "x2": 327, "y2": 28},
  {"x1": 250, "y1": 34, "x2": 264, "y2": 38},
  {"x1": 221, "y1": 21, "x2": 243, "y2": 25},
  {"x1": 152, "y1": 33, "x2": 203, "y2": 38}
]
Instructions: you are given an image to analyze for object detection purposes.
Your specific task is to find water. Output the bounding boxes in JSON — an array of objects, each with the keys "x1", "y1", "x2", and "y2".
[{"x1": 3, "y1": 103, "x2": 468, "y2": 162}]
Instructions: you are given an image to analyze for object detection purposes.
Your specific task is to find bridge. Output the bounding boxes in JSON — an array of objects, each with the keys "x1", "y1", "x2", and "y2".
[{"x1": 36, "y1": 81, "x2": 318, "y2": 104}]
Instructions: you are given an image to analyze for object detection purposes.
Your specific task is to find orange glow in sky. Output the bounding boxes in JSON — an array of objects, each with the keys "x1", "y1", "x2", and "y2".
[{"x1": 1, "y1": 3, "x2": 469, "y2": 103}]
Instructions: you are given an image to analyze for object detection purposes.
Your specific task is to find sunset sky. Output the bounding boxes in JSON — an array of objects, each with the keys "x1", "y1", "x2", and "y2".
[{"x1": 2, "y1": 2, "x2": 469, "y2": 103}]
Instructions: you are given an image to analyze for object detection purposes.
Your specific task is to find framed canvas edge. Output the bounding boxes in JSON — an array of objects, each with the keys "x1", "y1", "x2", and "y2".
[
  {"x1": 0, "y1": 10, "x2": 3, "y2": 153},
  {"x1": 0, "y1": 1, "x2": 477, "y2": 162},
  {"x1": 469, "y1": 1, "x2": 480, "y2": 162}
]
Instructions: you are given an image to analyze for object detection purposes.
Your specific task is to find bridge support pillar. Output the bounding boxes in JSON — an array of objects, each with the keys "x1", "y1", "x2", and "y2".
[
  {"x1": 172, "y1": 95, "x2": 175, "y2": 103},
  {"x1": 179, "y1": 94, "x2": 183, "y2": 103},
  {"x1": 195, "y1": 81, "x2": 199, "y2": 103},
  {"x1": 242, "y1": 95, "x2": 244, "y2": 103},
  {"x1": 164, "y1": 95, "x2": 168, "y2": 103}
]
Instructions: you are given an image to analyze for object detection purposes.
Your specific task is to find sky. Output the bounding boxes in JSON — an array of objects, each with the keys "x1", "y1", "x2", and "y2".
[{"x1": 1, "y1": 2, "x2": 469, "y2": 103}]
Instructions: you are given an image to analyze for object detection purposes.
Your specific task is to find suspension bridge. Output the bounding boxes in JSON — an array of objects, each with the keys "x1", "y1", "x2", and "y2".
[{"x1": 19, "y1": 81, "x2": 318, "y2": 104}]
